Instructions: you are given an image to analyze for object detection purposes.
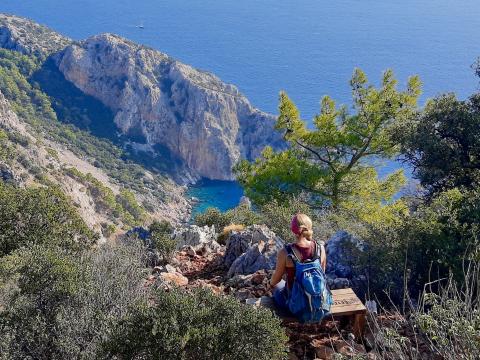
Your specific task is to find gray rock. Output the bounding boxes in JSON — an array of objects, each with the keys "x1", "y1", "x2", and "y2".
[
  {"x1": 234, "y1": 288, "x2": 253, "y2": 302},
  {"x1": 333, "y1": 277, "x2": 350, "y2": 289},
  {"x1": 326, "y1": 231, "x2": 364, "y2": 277},
  {"x1": 239, "y1": 196, "x2": 252, "y2": 209},
  {"x1": 173, "y1": 225, "x2": 217, "y2": 248},
  {"x1": 0, "y1": 14, "x2": 70, "y2": 56},
  {"x1": 174, "y1": 225, "x2": 222, "y2": 255},
  {"x1": 0, "y1": 163, "x2": 19, "y2": 185},
  {"x1": 224, "y1": 225, "x2": 283, "y2": 268},
  {"x1": 226, "y1": 226, "x2": 284, "y2": 278},
  {"x1": 224, "y1": 274, "x2": 252, "y2": 288},
  {"x1": 182, "y1": 245, "x2": 197, "y2": 257}
]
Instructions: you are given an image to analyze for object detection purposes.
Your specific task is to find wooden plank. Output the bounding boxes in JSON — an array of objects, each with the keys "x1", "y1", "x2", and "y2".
[
  {"x1": 330, "y1": 288, "x2": 366, "y2": 317},
  {"x1": 246, "y1": 288, "x2": 366, "y2": 317}
]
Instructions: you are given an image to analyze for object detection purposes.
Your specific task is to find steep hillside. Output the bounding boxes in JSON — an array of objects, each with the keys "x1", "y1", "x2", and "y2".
[
  {"x1": 0, "y1": 14, "x2": 284, "y2": 181},
  {"x1": 0, "y1": 56, "x2": 190, "y2": 239},
  {"x1": 0, "y1": 13, "x2": 70, "y2": 56}
]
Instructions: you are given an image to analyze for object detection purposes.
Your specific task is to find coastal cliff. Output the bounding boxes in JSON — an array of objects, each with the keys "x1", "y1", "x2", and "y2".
[{"x1": 0, "y1": 14, "x2": 283, "y2": 181}]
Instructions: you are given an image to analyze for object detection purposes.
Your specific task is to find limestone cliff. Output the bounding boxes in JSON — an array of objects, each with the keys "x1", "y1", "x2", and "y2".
[
  {"x1": 55, "y1": 34, "x2": 283, "y2": 180},
  {"x1": 0, "y1": 14, "x2": 284, "y2": 181}
]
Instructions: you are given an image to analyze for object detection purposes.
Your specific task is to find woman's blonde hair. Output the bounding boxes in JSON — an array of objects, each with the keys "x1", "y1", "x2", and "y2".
[{"x1": 295, "y1": 213, "x2": 313, "y2": 240}]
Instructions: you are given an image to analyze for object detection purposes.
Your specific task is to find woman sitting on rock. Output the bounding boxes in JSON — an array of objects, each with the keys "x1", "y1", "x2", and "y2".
[{"x1": 269, "y1": 213, "x2": 332, "y2": 322}]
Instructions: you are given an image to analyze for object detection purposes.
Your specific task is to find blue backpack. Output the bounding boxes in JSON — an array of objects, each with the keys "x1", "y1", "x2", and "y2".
[{"x1": 286, "y1": 241, "x2": 333, "y2": 323}]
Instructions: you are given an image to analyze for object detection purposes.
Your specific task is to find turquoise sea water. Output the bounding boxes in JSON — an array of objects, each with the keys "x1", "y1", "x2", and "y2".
[{"x1": 2, "y1": 0, "x2": 480, "y2": 212}]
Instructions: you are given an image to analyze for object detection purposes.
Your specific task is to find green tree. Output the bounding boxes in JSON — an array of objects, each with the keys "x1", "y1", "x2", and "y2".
[
  {"x1": 398, "y1": 93, "x2": 480, "y2": 195},
  {"x1": 235, "y1": 69, "x2": 421, "y2": 225}
]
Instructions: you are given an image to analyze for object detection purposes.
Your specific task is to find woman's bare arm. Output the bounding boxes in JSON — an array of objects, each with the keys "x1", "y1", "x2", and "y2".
[
  {"x1": 320, "y1": 244, "x2": 326, "y2": 272},
  {"x1": 270, "y1": 248, "x2": 287, "y2": 287}
]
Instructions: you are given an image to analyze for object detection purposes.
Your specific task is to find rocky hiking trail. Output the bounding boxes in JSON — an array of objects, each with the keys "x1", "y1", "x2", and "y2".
[{"x1": 140, "y1": 225, "x2": 428, "y2": 360}]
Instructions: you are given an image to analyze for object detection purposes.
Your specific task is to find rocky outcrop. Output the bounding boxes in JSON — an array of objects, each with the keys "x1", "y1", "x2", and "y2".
[
  {"x1": 53, "y1": 33, "x2": 284, "y2": 180},
  {"x1": 224, "y1": 225, "x2": 284, "y2": 277},
  {"x1": 0, "y1": 163, "x2": 19, "y2": 185},
  {"x1": 325, "y1": 231, "x2": 367, "y2": 290},
  {"x1": 173, "y1": 225, "x2": 216, "y2": 248},
  {"x1": 0, "y1": 14, "x2": 70, "y2": 56},
  {"x1": 172, "y1": 225, "x2": 221, "y2": 254}
]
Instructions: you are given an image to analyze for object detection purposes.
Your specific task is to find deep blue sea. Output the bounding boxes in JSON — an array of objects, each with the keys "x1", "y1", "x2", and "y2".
[{"x1": 2, "y1": 0, "x2": 480, "y2": 213}]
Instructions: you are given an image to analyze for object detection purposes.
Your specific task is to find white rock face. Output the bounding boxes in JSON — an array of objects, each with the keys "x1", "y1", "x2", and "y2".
[{"x1": 54, "y1": 34, "x2": 284, "y2": 180}]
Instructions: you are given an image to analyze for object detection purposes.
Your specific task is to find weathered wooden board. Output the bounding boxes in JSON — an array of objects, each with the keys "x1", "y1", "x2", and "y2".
[
  {"x1": 246, "y1": 288, "x2": 366, "y2": 317},
  {"x1": 246, "y1": 288, "x2": 367, "y2": 338},
  {"x1": 330, "y1": 288, "x2": 366, "y2": 316}
]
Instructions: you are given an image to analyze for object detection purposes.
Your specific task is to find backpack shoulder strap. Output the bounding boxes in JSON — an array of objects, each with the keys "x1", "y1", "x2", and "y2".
[
  {"x1": 312, "y1": 240, "x2": 324, "y2": 261},
  {"x1": 285, "y1": 243, "x2": 301, "y2": 263}
]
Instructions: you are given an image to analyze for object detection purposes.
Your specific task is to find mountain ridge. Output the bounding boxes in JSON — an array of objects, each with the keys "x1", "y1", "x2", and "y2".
[{"x1": 0, "y1": 14, "x2": 284, "y2": 181}]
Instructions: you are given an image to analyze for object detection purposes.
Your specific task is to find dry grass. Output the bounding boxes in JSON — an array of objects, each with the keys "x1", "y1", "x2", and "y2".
[{"x1": 217, "y1": 224, "x2": 245, "y2": 245}]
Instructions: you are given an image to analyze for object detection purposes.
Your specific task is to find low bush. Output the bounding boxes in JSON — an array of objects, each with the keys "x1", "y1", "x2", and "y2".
[
  {"x1": 0, "y1": 242, "x2": 148, "y2": 360},
  {"x1": 103, "y1": 287, "x2": 288, "y2": 360},
  {"x1": 194, "y1": 203, "x2": 262, "y2": 233},
  {"x1": 149, "y1": 220, "x2": 176, "y2": 263},
  {"x1": 194, "y1": 206, "x2": 231, "y2": 231},
  {"x1": 0, "y1": 183, "x2": 97, "y2": 256}
]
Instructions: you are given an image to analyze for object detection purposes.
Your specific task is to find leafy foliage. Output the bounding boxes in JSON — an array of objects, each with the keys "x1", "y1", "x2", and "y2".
[
  {"x1": 194, "y1": 203, "x2": 262, "y2": 232},
  {"x1": 415, "y1": 271, "x2": 480, "y2": 359},
  {"x1": 0, "y1": 245, "x2": 85, "y2": 359},
  {"x1": 235, "y1": 69, "x2": 420, "y2": 226},
  {"x1": 103, "y1": 287, "x2": 288, "y2": 360},
  {"x1": 398, "y1": 93, "x2": 480, "y2": 195},
  {"x1": 0, "y1": 242, "x2": 148, "y2": 360},
  {"x1": 194, "y1": 207, "x2": 232, "y2": 230},
  {"x1": 0, "y1": 183, "x2": 97, "y2": 257},
  {"x1": 259, "y1": 196, "x2": 314, "y2": 242},
  {"x1": 149, "y1": 220, "x2": 176, "y2": 263}
]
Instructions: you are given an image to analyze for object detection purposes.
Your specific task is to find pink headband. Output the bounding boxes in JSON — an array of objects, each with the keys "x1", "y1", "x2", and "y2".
[{"x1": 290, "y1": 215, "x2": 302, "y2": 235}]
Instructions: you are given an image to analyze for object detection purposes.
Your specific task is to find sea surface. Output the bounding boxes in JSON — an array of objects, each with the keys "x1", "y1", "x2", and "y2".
[{"x1": 2, "y1": 0, "x2": 480, "y2": 213}]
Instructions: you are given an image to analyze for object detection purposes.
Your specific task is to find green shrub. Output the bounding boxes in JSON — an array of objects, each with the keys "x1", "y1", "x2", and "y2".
[
  {"x1": 149, "y1": 220, "x2": 176, "y2": 263},
  {"x1": 194, "y1": 207, "x2": 231, "y2": 231},
  {"x1": 0, "y1": 183, "x2": 97, "y2": 257},
  {"x1": 116, "y1": 189, "x2": 147, "y2": 225},
  {"x1": 103, "y1": 287, "x2": 288, "y2": 360},
  {"x1": 0, "y1": 245, "x2": 85, "y2": 359},
  {"x1": 415, "y1": 273, "x2": 480, "y2": 359},
  {"x1": 195, "y1": 204, "x2": 262, "y2": 232},
  {"x1": 0, "y1": 242, "x2": 148, "y2": 360},
  {"x1": 367, "y1": 267, "x2": 480, "y2": 360},
  {"x1": 225, "y1": 202, "x2": 263, "y2": 227}
]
